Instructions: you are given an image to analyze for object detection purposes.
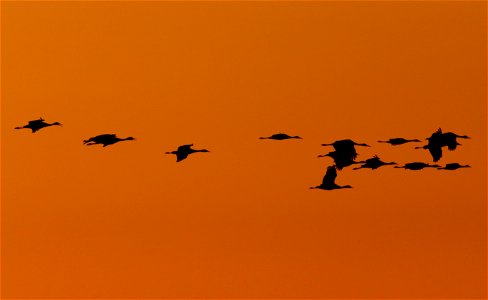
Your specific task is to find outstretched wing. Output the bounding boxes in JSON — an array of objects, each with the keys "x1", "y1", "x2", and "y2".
[
  {"x1": 442, "y1": 133, "x2": 458, "y2": 150},
  {"x1": 322, "y1": 166, "x2": 337, "y2": 186},
  {"x1": 176, "y1": 152, "x2": 189, "y2": 162},
  {"x1": 429, "y1": 128, "x2": 443, "y2": 142},
  {"x1": 428, "y1": 145, "x2": 442, "y2": 162},
  {"x1": 177, "y1": 144, "x2": 193, "y2": 151}
]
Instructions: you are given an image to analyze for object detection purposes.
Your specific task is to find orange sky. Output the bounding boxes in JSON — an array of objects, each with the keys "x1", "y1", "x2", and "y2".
[{"x1": 1, "y1": 1, "x2": 486, "y2": 298}]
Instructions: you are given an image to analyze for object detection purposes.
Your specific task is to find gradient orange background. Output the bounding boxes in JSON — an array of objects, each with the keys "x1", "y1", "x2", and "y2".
[{"x1": 1, "y1": 1, "x2": 486, "y2": 298}]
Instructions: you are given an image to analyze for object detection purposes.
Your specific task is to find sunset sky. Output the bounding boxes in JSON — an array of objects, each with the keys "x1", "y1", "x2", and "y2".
[{"x1": 1, "y1": 1, "x2": 486, "y2": 298}]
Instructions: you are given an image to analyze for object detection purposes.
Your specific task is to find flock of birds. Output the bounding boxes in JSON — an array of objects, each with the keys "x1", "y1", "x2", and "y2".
[{"x1": 15, "y1": 117, "x2": 472, "y2": 191}]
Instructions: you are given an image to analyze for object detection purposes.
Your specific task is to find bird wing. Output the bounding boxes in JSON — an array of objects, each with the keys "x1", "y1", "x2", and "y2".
[
  {"x1": 178, "y1": 144, "x2": 193, "y2": 151},
  {"x1": 428, "y1": 146, "x2": 442, "y2": 162},
  {"x1": 366, "y1": 156, "x2": 380, "y2": 163},
  {"x1": 442, "y1": 133, "x2": 458, "y2": 150},
  {"x1": 322, "y1": 166, "x2": 337, "y2": 186},
  {"x1": 94, "y1": 134, "x2": 116, "y2": 142},
  {"x1": 28, "y1": 119, "x2": 44, "y2": 126},
  {"x1": 95, "y1": 134, "x2": 116, "y2": 139},
  {"x1": 176, "y1": 152, "x2": 189, "y2": 162},
  {"x1": 429, "y1": 128, "x2": 443, "y2": 141}
]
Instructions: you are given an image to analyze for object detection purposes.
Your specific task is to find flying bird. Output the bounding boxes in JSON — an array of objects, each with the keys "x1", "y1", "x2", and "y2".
[
  {"x1": 83, "y1": 134, "x2": 135, "y2": 147},
  {"x1": 321, "y1": 139, "x2": 370, "y2": 161},
  {"x1": 394, "y1": 162, "x2": 440, "y2": 170},
  {"x1": 311, "y1": 165, "x2": 352, "y2": 190},
  {"x1": 353, "y1": 155, "x2": 397, "y2": 170},
  {"x1": 15, "y1": 117, "x2": 62, "y2": 133},
  {"x1": 437, "y1": 163, "x2": 471, "y2": 170},
  {"x1": 260, "y1": 133, "x2": 302, "y2": 140},
  {"x1": 166, "y1": 144, "x2": 209, "y2": 162},
  {"x1": 377, "y1": 138, "x2": 421, "y2": 145}
]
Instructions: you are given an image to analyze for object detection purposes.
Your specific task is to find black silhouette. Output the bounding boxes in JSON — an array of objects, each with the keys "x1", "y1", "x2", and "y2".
[
  {"x1": 310, "y1": 165, "x2": 352, "y2": 190},
  {"x1": 394, "y1": 162, "x2": 440, "y2": 170},
  {"x1": 441, "y1": 132, "x2": 470, "y2": 150},
  {"x1": 353, "y1": 155, "x2": 397, "y2": 170},
  {"x1": 378, "y1": 138, "x2": 421, "y2": 145},
  {"x1": 318, "y1": 151, "x2": 362, "y2": 170},
  {"x1": 166, "y1": 144, "x2": 209, "y2": 162},
  {"x1": 416, "y1": 128, "x2": 443, "y2": 162},
  {"x1": 83, "y1": 134, "x2": 135, "y2": 147},
  {"x1": 15, "y1": 117, "x2": 62, "y2": 133},
  {"x1": 416, "y1": 128, "x2": 470, "y2": 162},
  {"x1": 260, "y1": 133, "x2": 302, "y2": 140},
  {"x1": 321, "y1": 139, "x2": 370, "y2": 161},
  {"x1": 437, "y1": 163, "x2": 471, "y2": 170}
]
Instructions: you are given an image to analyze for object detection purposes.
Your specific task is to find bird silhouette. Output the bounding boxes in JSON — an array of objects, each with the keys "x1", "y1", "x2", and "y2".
[
  {"x1": 394, "y1": 162, "x2": 440, "y2": 170},
  {"x1": 311, "y1": 165, "x2": 352, "y2": 190},
  {"x1": 15, "y1": 117, "x2": 62, "y2": 133},
  {"x1": 83, "y1": 134, "x2": 135, "y2": 147},
  {"x1": 353, "y1": 155, "x2": 397, "y2": 170},
  {"x1": 441, "y1": 132, "x2": 470, "y2": 150},
  {"x1": 377, "y1": 138, "x2": 421, "y2": 145},
  {"x1": 260, "y1": 133, "x2": 302, "y2": 140},
  {"x1": 437, "y1": 163, "x2": 471, "y2": 170},
  {"x1": 318, "y1": 151, "x2": 362, "y2": 170},
  {"x1": 321, "y1": 139, "x2": 370, "y2": 161},
  {"x1": 166, "y1": 144, "x2": 209, "y2": 162},
  {"x1": 416, "y1": 128, "x2": 443, "y2": 162}
]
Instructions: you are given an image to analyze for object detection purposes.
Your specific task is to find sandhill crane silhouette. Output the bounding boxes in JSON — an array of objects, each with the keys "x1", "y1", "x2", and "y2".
[
  {"x1": 353, "y1": 155, "x2": 397, "y2": 170},
  {"x1": 437, "y1": 163, "x2": 471, "y2": 170},
  {"x1": 311, "y1": 165, "x2": 352, "y2": 190},
  {"x1": 260, "y1": 133, "x2": 302, "y2": 140},
  {"x1": 394, "y1": 162, "x2": 440, "y2": 170},
  {"x1": 378, "y1": 138, "x2": 421, "y2": 145},
  {"x1": 321, "y1": 139, "x2": 370, "y2": 161},
  {"x1": 83, "y1": 134, "x2": 135, "y2": 147},
  {"x1": 166, "y1": 144, "x2": 209, "y2": 162},
  {"x1": 441, "y1": 132, "x2": 470, "y2": 150},
  {"x1": 15, "y1": 117, "x2": 62, "y2": 133},
  {"x1": 318, "y1": 151, "x2": 361, "y2": 170},
  {"x1": 416, "y1": 128, "x2": 443, "y2": 162}
]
